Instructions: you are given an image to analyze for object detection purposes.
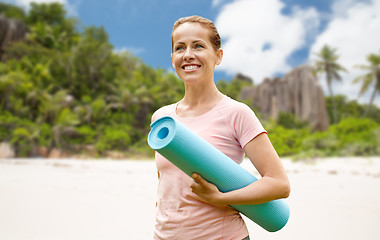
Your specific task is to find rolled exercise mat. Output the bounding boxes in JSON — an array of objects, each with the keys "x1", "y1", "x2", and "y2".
[{"x1": 148, "y1": 116, "x2": 290, "y2": 232}]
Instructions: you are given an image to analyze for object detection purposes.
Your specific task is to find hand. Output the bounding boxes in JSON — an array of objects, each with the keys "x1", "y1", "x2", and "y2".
[{"x1": 190, "y1": 173, "x2": 227, "y2": 207}]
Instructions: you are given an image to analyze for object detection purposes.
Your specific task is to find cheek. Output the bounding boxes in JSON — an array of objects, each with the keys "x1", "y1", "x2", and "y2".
[{"x1": 172, "y1": 55, "x2": 181, "y2": 68}]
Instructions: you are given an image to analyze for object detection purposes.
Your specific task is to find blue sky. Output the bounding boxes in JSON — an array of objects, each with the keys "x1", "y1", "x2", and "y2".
[{"x1": 4, "y1": 0, "x2": 380, "y2": 104}]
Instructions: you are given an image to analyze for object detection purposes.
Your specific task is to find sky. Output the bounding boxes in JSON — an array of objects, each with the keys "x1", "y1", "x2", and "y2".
[{"x1": 4, "y1": 0, "x2": 380, "y2": 105}]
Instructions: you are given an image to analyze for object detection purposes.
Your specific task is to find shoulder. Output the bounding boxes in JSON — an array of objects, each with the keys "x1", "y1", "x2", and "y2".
[
  {"x1": 218, "y1": 96, "x2": 256, "y2": 117},
  {"x1": 151, "y1": 103, "x2": 176, "y2": 123},
  {"x1": 219, "y1": 96, "x2": 266, "y2": 147},
  {"x1": 217, "y1": 95, "x2": 264, "y2": 131}
]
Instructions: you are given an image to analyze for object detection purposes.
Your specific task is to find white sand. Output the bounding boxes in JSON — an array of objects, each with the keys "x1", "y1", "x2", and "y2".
[{"x1": 1, "y1": 157, "x2": 380, "y2": 240}]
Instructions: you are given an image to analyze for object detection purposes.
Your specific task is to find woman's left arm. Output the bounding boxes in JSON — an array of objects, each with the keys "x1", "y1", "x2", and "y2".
[{"x1": 190, "y1": 133, "x2": 290, "y2": 207}]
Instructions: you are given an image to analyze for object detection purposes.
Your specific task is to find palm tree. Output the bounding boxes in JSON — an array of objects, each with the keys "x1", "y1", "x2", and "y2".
[
  {"x1": 314, "y1": 45, "x2": 347, "y2": 124},
  {"x1": 352, "y1": 52, "x2": 380, "y2": 117}
]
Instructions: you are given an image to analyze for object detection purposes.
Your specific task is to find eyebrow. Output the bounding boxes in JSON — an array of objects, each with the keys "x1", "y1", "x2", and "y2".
[{"x1": 174, "y1": 40, "x2": 206, "y2": 46}]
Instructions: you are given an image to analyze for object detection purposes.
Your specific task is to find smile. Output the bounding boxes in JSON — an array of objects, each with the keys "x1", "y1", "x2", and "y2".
[{"x1": 182, "y1": 65, "x2": 201, "y2": 71}]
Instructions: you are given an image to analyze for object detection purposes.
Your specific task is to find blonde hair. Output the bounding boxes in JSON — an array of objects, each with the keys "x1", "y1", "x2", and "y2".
[{"x1": 171, "y1": 15, "x2": 221, "y2": 52}]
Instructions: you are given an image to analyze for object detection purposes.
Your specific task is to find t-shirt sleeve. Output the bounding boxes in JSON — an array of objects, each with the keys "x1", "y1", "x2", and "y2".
[
  {"x1": 151, "y1": 110, "x2": 159, "y2": 124},
  {"x1": 151, "y1": 104, "x2": 176, "y2": 124},
  {"x1": 232, "y1": 103, "x2": 267, "y2": 148}
]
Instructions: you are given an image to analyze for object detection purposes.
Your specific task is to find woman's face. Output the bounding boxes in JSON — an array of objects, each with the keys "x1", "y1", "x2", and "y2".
[{"x1": 171, "y1": 22, "x2": 223, "y2": 85}]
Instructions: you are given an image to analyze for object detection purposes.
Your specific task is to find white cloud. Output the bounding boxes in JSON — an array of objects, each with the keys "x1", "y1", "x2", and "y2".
[
  {"x1": 212, "y1": 0, "x2": 230, "y2": 7},
  {"x1": 309, "y1": 0, "x2": 380, "y2": 105},
  {"x1": 114, "y1": 46, "x2": 145, "y2": 55},
  {"x1": 331, "y1": 0, "x2": 368, "y2": 18},
  {"x1": 8, "y1": 0, "x2": 77, "y2": 16},
  {"x1": 215, "y1": 0, "x2": 319, "y2": 83},
  {"x1": 212, "y1": 0, "x2": 222, "y2": 7}
]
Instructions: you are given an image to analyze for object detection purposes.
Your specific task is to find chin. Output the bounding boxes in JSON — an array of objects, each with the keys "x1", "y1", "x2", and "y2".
[
  {"x1": 179, "y1": 74, "x2": 199, "y2": 83},
  {"x1": 182, "y1": 79, "x2": 199, "y2": 84}
]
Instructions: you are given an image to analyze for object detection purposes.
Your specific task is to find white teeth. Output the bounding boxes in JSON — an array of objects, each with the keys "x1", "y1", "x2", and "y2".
[{"x1": 184, "y1": 65, "x2": 199, "y2": 70}]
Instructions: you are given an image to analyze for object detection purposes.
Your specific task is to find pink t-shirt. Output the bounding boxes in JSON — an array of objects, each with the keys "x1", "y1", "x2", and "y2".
[{"x1": 151, "y1": 95, "x2": 266, "y2": 240}]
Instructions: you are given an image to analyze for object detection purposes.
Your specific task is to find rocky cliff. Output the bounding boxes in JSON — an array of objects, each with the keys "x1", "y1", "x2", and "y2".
[
  {"x1": 241, "y1": 65, "x2": 329, "y2": 131},
  {"x1": 0, "y1": 13, "x2": 28, "y2": 60}
]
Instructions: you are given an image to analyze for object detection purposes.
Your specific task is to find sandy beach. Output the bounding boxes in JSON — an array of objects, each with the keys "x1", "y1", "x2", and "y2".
[{"x1": 1, "y1": 157, "x2": 380, "y2": 240}]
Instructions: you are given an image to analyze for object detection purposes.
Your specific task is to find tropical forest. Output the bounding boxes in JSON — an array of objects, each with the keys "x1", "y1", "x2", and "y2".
[{"x1": 1, "y1": 2, "x2": 380, "y2": 159}]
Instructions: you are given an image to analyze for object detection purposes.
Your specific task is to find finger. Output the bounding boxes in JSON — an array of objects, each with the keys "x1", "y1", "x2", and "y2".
[
  {"x1": 190, "y1": 174, "x2": 204, "y2": 193},
  {"x1": 190, "y1": 179, "x2": 198, "y2": 188},
  {"x1": 192, "y1": 173, "x2": 206, "y2": 185},
  {"x1": 192, "y1": 173, "x2": 199, "y2": 181}
]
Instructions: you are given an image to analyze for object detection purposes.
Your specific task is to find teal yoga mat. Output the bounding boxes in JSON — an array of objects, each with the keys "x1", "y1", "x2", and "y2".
[{"x1": 148, "y1": 116, "x2": 290, "y2": 232}]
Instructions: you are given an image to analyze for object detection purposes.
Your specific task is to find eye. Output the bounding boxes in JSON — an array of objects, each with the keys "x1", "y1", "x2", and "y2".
[
  {"x1": 195, "y1": 44, "x2": 204, "y2": 49},
  {"x1": 175, "y1": 46, "x2": 185, "y2": 51}
]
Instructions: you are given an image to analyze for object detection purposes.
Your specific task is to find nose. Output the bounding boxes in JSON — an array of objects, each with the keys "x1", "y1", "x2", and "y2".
[{"x1": 183, "y1": 48, "x2": 195, "y2": 61}]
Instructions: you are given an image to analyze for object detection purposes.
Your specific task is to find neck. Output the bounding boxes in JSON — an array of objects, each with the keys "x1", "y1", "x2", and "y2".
[{"x1": 182, "y1": 80, "x2": 223, "y2": 107}]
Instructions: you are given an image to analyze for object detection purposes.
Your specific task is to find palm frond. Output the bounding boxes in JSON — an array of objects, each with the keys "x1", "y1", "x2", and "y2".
[{"x1": 353, "y1": 73, "x2": 373, "y2": 95}]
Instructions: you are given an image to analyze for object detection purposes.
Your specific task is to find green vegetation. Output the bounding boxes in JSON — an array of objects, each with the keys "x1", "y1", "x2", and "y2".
[
  {"x1": 216, "y1": 76, "x2": 253, "y2": 101},
  {"x1": 266, "y1": 96, "x2": 380, "y2": 159},
  {"x1": 1, "y1": 2, "x2": 379, "y2": 159},
  {"x1": 0, "y1": 2, "x2": 183, "y2": 158}
]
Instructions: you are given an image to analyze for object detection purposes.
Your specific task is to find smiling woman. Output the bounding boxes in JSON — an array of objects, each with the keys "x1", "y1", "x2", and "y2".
[
  {"x1": 170, "y1": 18, "x2": 223, "y2": 93},
  {"x1": 150, "y1": 15, "x2": 290, "y2": 240}
]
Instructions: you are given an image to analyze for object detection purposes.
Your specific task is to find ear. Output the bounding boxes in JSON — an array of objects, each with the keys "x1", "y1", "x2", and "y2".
[{"x1": 215, "y1": 48, "x2": 223, "y2": 65}]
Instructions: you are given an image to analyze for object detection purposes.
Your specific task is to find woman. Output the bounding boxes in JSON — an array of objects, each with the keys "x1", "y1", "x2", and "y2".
[{"x1": 151, "y1": 15, "x2": 290, "y2": 240}]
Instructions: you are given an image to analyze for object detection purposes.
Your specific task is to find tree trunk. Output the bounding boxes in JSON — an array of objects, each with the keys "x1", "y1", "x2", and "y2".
[
  {"x1": 327, "y1": 72, "x2": 337, "y2": 124},
  {"x1": 363, "y1": 79, "x2": 379, "y2": 117}
]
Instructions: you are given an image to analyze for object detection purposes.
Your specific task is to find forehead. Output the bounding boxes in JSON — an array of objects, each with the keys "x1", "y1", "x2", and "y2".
[{"x1": 172, "y1": 22, "x2": 211, "y2": 44}]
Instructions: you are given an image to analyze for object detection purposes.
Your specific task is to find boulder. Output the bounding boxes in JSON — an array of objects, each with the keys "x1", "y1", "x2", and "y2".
[
  {"x1": 48, "y1": 148, "x2": 70, "y2": 159},
  {"x1": 37, "y1": 146, "x2": 49, "y2": 158},
  {"x1": 241, "y1": 65, "x2": 329, "y2": 131},
  {"x1": 234, "y1": 73, "x2": 253, "y2": 83},
  {"x1": 0, "y1": 142, "x2": 15, "y2": 158},
  {"x1": 0, "y1": 13, "x2": 28, "y2": 60}
]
